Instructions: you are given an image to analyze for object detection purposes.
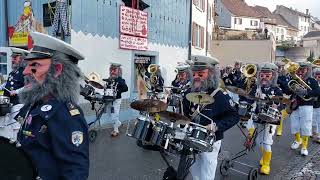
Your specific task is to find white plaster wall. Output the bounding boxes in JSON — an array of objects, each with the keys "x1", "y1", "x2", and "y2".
[
  {"x1": 71, "y1": 30, "x2": 188, "y2": 100},
  {"x1": 231, "y1": 16, "x2": 260, "y2": 31},
  {"x1": 298, "y1": 16, "x2": 310, "y2": 40},
  {"x1": 274, "y1": 26, "x2": 287, "y2": 41},
  {"x1": 303, "y1": 40, "x2": 317, "y2": 47}
]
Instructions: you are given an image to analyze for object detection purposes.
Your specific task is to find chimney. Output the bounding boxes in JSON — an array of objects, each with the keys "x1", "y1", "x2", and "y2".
[{"x1": 306, "y1": 9, "x2": 309, "y2": 15}]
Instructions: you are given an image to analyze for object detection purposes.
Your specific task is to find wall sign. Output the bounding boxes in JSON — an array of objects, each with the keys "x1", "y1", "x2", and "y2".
[
  {"x1": 120, "y1": 5, "x2": 148, "y2": 38},
  {"x1": 120, "y1": 34, "x2": 148, "y2": 51}
]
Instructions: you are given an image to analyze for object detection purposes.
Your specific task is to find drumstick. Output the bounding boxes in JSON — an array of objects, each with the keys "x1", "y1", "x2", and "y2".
[{"x1": 2, "y1": 87, "x2": 11, "y2": 93}]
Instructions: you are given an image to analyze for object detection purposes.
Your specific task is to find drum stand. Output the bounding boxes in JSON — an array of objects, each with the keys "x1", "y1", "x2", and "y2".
[
  {"x1": 87, "y1": 99, "x2": 114, "y2": 142},
  {"x1": 161, "y1": 147, "x2": 195, "y2": 180},
  {"x1": 219, "y1": 122, "x2": 263, "y2": 180}
]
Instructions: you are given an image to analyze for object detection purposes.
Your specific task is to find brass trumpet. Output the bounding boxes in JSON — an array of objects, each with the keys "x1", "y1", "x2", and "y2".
[{"x1": 283, "y1": 58, "x2": 312, "y2": 101}]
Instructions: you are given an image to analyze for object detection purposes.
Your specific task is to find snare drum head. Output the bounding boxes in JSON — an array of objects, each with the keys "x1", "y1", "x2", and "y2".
[
  {"x1": 0, "y1": 96, "x2": 10, "y2": 104},
  {"x1": 0, "y1": 137, "x2": 37, "y2": 179}
]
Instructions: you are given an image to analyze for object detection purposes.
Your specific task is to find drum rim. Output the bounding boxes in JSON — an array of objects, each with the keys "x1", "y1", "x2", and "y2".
[
  {"x1": 0, "y1": 136, "x2": 38, "y2": 178},
  {"x1": 184, "y1": 137, "x2": 211, "y2": 151}
]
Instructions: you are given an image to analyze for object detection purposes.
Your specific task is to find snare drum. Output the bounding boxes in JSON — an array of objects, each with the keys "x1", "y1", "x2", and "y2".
[
  {"x1": 0, "y1": 96, "x2": 11, "y2": 116},
  {"x1": 184, "y1": 123, "x2": 215, "y2": 152},
  {"x1": 258, "y1": 107, "x2": 281, "y2": 125},
  {"x1": 0, "y1": 137, "x2": 37, "y2": 179},
  {"x1": 150, "y1": 121, "x2": 168, "y2": 146},
  {"x1": 128, "y1": 116, "x2": 151, "y2": 140}
]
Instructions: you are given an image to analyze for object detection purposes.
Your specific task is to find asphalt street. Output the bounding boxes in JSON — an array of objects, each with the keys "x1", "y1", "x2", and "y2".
[{"x1": 88, "y1": 117, "x2": 320, "y2": 180}]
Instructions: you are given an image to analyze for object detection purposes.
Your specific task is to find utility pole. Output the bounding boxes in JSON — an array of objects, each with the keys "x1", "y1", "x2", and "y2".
[
  {"x1": 4, "y1": 0, "x2": 9, "y2": 46},
  {"x1": 188, "y1": 0, "x2": 192, "y2": 60}
]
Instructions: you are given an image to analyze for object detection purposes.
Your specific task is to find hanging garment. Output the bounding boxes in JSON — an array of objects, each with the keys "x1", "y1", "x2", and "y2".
[{"x1": 52, "y1": 1, "x2": 70, "y2": 36}]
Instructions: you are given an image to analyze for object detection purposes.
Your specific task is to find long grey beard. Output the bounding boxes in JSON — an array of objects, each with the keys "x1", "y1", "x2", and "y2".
[
  {"x1": 19, "y1": 60, "x2": 81, "y2": 105},
  {"x1": 191, "y1": 79, "x2": 209, "y2": 92}
]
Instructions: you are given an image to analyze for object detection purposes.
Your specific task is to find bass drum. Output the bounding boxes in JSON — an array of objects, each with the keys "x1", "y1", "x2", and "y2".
[{"x1": 0, "y1": 137, "x2": 37, "y2": 180}]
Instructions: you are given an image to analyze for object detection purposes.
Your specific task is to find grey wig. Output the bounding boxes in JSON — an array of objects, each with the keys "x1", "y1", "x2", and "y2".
[
  {"x1": 109, "y1": 66, "x2": 122, "y2": 78},
  {"x1": 257, "y1": 69, "x2": 279, "y2": 88},
  {"x1": 19, "y1": 52, "x2": 82, "y2": 105},
  {"x1": 191, "y1": 64, "x2": 220, "y2": 92}
]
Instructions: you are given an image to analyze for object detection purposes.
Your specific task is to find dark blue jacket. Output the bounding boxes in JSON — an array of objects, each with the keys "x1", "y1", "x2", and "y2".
[
  {"x1": 183, "y1": 88, "x2": 240, "y2": 141},
  {"x1": 114, "y1": 77, "x2": 128, "y2": 99},
  {"x1": 248, "y1": 85, "x2": 284, "y2": 112},
  {"x1": 283, "y1": 77, "x2": 320, "y2": 107},
  {"x1": 17, "y1": 98, "x2": 89, "y2": 180},
  {"x1": 4, "y1": 67, "x2": 25, "y2": 105},
  {"x1": 277, "y1": 75, "x2": 290, "y2": 94}
]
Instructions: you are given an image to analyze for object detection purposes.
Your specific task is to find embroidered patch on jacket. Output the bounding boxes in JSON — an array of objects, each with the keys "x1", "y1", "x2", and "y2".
[
  {"x1": 71, "y1": 131, "x2": 83, "y2": 147},
  {"x1": 67, "y1": 103, "x2": 80, "y2": 116},
  {"x1": 41, "y1": 105, "x2": 52, "y2": 112}
]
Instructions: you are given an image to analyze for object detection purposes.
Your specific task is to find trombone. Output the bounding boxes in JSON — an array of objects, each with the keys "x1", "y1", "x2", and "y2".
[{"x1": 147, "y1": 64, "x2": 159, "y2": 86}]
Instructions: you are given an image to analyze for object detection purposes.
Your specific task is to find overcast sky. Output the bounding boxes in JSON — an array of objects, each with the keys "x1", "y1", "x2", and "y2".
[{"x1": 245, "y1": 0, "x2": 320, "y2": 18}]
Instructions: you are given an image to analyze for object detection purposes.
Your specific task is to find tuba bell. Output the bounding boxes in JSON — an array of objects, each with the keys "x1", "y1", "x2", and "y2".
[
  {"x1": 242, "y1": 64, "x2": 257, "y2": 78},
  {"x1": 283, "y1": 58, "x2": 312, "y2": 101},
  {"x1": 147, "y1": 64, "x2": 159, "y2": 86},
  {"x1": 242, "y1": 64, "x2": 257, "y2": 93},
  {"x1": 312, "y1": 59, "x2": 320, "y2": 67}
]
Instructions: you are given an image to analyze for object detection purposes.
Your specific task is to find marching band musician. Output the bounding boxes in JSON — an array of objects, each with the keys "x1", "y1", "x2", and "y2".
[
  {"x1": 312, "y1": 67, "x2": 320, "y2": 143},
  {"x1": 16, "y1": 32, "x2": 89, "y2": 179},
  {"x1": 0, "y1": 47, "x2": 29, "y2": 141},
  {"x1": 183, "y1": 55, "x2": 239, "y2": 179},
  {"x1": 246, "y1": 62, "x2": 283, "y2": 175},
  {"x1": 228, "y1": 61, "x2": 242, "y2": 87},
  {"x1": 171, "y1": 63, "x2": 191, "y2": 94},
  {"x1": 286, "y1": 61, "x2": 320, "y2": 156},
  {"x1": 274, "y1": 61, "x2": 290, "y2": 136},
  {"x1": 106, "y1": 63, "x2": 128, "y2": 137}
]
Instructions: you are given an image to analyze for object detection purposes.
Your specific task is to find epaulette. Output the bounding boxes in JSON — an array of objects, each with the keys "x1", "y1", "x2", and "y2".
[{"x1": 66, "y1": 102, "x2": 81, "y2": 116}]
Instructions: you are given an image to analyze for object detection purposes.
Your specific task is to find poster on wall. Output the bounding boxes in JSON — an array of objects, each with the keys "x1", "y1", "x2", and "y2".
[
  {"x1": 8, "y1": 0, "x2": 46, "y2": 48},
  {"x1": 120, "y1": 5, "x2": 148, "y2": 38},
  {"x1": 119, "y1": 34, "x2": 148, "y2": 51}
]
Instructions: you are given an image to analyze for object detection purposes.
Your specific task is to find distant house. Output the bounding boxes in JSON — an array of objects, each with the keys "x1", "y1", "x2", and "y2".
[
  {"x1": 311, "y1": 16, "x2": 320, "y2": 31},
  {"x1": 216, "y1": 0, "x2": 260, "y2": 31},
  {"x1": 274, "y1": 5, "x2": 311, "y2": 41},
  {"x1": 252, "y1": 5, "x2": 299, "y2": 42},
  {"x1": 303, "y1": 31, "x2": 320, "y2": 47}
]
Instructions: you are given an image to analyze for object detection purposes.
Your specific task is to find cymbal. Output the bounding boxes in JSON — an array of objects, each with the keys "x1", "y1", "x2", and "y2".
[
  {"x1": 225, "y1": 86, "x2": 248, "y2": 97},
  {"x1": 88, "y1": 80, "x2": 104, "y2": 89},
  {"x1": 130, "y1": 99, "x2": 168, "y2": 113},
  {"x1": 159, "y1": 111, "x2": 191, "y2": 125},
  {"x1": 186, "y1": 93, "x2": 214, "y2": 105}
]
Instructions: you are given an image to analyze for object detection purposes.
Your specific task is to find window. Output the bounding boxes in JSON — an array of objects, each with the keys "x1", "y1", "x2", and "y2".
[
  {"x1": 276, "y1": 28, "x2": 279, "y2": 33},
  {"x1": 250, "y1": 20, "x2": 258, "y2": 26},
  {"x1": 193, "y1": 0, "x2": 205, "y2": 11},
  {"x1": 234, "y1": 18, "x2": 242, "y2": 25},
  {"x1": 0, "y1": 52, "x2": 8, "y2": 75},
  {"x1": 192, "y1": 22, "x2": 204, "y2": 48},
  {"x1": 281, "y1": 29, "x2": 284, "y2": 34},
  {"x1": 300, "y1": 26, "x2": 303, "y2": 30},
  {"x1": 304, "y1": 26, "x2": 307, "y2": 31}
]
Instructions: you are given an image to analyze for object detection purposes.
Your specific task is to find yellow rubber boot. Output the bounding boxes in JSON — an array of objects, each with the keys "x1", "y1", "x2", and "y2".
[
  {"x1": 248, "y1": 128, "x2": 255, "y2": 139},
  {"x1": 260, "y1": 151, "x2": 272, "y2": 175},
  {"x1": 277, "y1": 110, "x2": 288, "y2": 136},
  {"x1": 301, "y1": 136, "x2": 309, "y2": 156},
  {"x1": 259, "y1": 146, "x2": 265, "y2": 166},
  {"x1": 291, "y1": 133, "x2": 302, "y2": 149}
]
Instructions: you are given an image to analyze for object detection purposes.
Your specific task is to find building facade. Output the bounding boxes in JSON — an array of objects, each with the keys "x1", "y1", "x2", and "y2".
[
  {"x1": 216, "y1": 0, "x2": 260, "y2": 31},
  {"x1": 191, "y1": 0, "x2": 215, "y2": 56},
  {"x1": 274, "y1": 5, "x2": 311, "y2": 41}
]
